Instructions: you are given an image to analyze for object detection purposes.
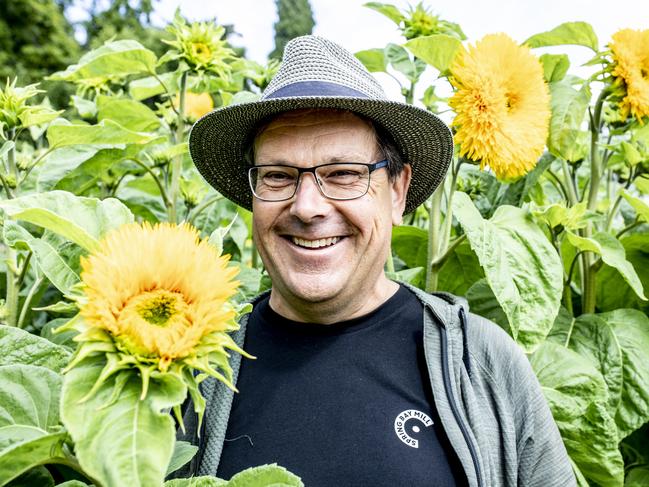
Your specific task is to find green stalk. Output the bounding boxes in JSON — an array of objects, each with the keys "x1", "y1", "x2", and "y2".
[
  {"x1": 17, "y1": 275, "x2": 43, "y2": 329},
  {"x1": 169, "y1": 71, "x2": 188, "y2": 223},
  {"x1": 425, "y1": 185, "x2": 444, "y2": 292},
  {"x1": 439, "y1": 158, "x2": 462, "y2": 253},
  {"x1": 4, "y1": 247, "x2": 19, "y2": 326},
  {"x1": 582, "y1": 88, "x2": 609, "y2": 313}
]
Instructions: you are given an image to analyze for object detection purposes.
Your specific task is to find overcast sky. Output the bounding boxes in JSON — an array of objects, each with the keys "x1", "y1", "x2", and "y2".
[{"x1": 144, "y1": 0, "x2": 648, "y2": 101}]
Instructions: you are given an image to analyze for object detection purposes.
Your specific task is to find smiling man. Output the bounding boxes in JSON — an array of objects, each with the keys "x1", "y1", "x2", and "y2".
[{"x1": 181, "y1": 35, "x2": 575, "y2": 486}]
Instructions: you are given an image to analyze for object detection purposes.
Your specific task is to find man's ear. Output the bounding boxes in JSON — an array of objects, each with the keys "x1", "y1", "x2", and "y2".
[{"x1": 391, "y1": 164, "x2": 412, "y2": 226}]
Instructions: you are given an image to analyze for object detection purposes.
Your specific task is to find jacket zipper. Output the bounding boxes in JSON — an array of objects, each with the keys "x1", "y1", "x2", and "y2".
[{"x1": 440, "y1": 316, "x2": 484, "y2": 487}]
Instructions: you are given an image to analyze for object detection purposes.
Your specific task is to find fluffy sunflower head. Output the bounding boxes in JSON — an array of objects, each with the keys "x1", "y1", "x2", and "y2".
[
  {"x1": 60, "y1": 222, "x2": 251, "y2": 407},
  {"x1": 449, "y1": 34, "x2": 551, "y2": 180},
  {"x1": 610, "y1": 28, "x2": 649, "y2": 122},
  {"x1": 163, "y1": 12, "x2": 235, "y2": 77}
]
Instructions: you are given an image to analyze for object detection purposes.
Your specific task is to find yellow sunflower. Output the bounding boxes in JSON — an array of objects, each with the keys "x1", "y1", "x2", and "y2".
[
  {"x1": 610, "y1": 28, "x2": 649, "y2": 122},
  {"x1": 60, "y1": 222, "x2": 251, "y2": 404},
  {"x1": 449, "y1": 34, "x2": 551, "y2": 180},
  {"x1": 174, "y1": 91, "x2": 214, "y2": 121}
]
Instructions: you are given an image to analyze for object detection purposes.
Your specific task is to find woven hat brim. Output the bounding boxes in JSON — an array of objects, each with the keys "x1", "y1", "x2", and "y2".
[{"x1": 189, "y1": 96, "x2": 454, "y2": 214}]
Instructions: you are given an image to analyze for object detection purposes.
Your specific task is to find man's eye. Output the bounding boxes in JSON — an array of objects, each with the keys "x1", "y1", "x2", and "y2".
[{"x1": 262, "y1": 171, "x2": 295, "y2": 185}]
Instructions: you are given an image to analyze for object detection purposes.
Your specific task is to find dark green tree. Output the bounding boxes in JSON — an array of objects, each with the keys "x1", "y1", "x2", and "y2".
[
  {"x1": 269, "y1": 0, "x2": 315, "y2": 60},
  {"x1": 0, "y1": 0, "x2": 80, "y2": 97}
]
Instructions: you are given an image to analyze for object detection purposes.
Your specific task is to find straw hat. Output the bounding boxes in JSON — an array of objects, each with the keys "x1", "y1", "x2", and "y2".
[{"x1": 188, "y1": 35, "x2": 453, "y2": 213}]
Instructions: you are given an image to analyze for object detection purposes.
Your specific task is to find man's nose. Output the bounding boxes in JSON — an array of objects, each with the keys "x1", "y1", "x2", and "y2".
[{"x1": 289, "y1": 172, "x2": 331, "y2": 222}]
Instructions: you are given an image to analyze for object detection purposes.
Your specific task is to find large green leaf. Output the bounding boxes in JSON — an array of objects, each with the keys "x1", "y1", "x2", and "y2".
[
  {"x1": 0, "y1": 365, "x2": 62, "y2": 430},
  {"x1": 438, "y1": 241, "x2": 484, "y2": 295},
  {"x1": 129, "y1": 72, "x2": 181, "y2": 101},
  {"x1": 596, "y1": 234, "x2": 649, "y2": 312},
  {"x1": 556, "y1": 314, "x2": 623, "y2": 415},
  {"x1": 354, "y1": 49, "x2": 387, "y2": 73},
  {"x1": 166, "y1": 441, "x2": 198, "y2": 477},
  {"x1": 0, "y1": 191, "x2": 133, "y2": 251},
  {"x1": 0, "y1": 427, "x2": 67, "y2": 487},
  {"x1": 3, "y1": 221, "x2": 80, "y2": 294},
  {"x1": 6, "y1": 465, "x2": 55, "y2": 487},
  {"x1": 96, "y1": 96, "x2": 161, "y2": 133},
  {"x1": 539, "y1": 53, "x2": 570, "y2": 82},
  {"x1": 391, "y1": 225, "x2": 427, "y2": 269},
  {"x1": 620, "y1": 190, "x2": 649, "y2": 222},
  {"x1": 384, "y1": 43, "x2": 423, "y2": 83},
  {"x1": 524, "y1": 22, "x2": 598, "y2": 52},
  {"x1": 47, "y1": 119, "x2": 160, "y2": 149},
  {"x1": 363, "y1": 2, "x2": 405, "y2": 25},
  {"x1": 48, "y1": 40, "x2": 156, "y2": 81},
  {"x1": 38, "y1": 146, "x2": 103, "y2": 191},
  {"x1": 164, "y1": 477, "x2": 226, "y2": 486},
  {"x1": 465, "y1": 279, "x2": 509, "y2": 333},
  {"x1": 452, "y1": 192, "x2": 563, "y2": 351},
  {"x1": 61, "y1": 360, "x2": 187, "y2": 487},
  {"x1": 547, "y1": 80, "x2": 591, "y2": 162},
  {"x1": 0, "y1": 327, "x2": 70, "y2": 371},
  {"x1": 404, "y1": 35, "x2": 462, "y2": 73},
  {"x1": 626, "y1": 467, "x2": 649, "y2": 487},
  {"x1": 566, "y1": 231, "x2": 646, "y2": 300},
  {"x1": 228, "y1": 464, "x2": 304, "y2": 487},
  {"x1": 530, "y1": 342, "x2": 624, "y2": 486},
  {"x1": 599, "y1": 309, "x2": 649, "y2": 439}
]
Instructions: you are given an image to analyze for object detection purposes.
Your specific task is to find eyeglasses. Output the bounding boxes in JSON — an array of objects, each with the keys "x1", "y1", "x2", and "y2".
[{"x1": 247, "y1": 160, "x2": 388, "y2": 202}]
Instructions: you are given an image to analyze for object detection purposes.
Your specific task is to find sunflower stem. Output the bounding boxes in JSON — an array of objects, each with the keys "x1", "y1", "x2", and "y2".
[
  {"x1": 560, "y1": 159, "x2": 579, "y2": 206},
  {"x1": 17, "y1": 275, "x2": 43, "y2": 329},
  {"x1": 4, "y1": 247, "x2": 19, "y2": 326},
  {"x1": 582, "y1": 87, "x2": 610, "y2": 314},
  {"x1": 439, "y1": 158, "x2": 462, "y2": 252},
  {"x1": 425, "y1": 185, "x2": 444, "y2": 292},
  {"x1": 169, "y1": 71, "x2": 188, "y2": 223}
]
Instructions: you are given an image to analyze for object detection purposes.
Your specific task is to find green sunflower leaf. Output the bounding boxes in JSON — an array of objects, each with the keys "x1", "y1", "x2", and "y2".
[
  {"x1": 96, "y1": 95, "x2": 161, "y2": 133},
  {"x1": 0, "y1": 190, "x2": 134, "y2": 251},
  {"x1": 363, "y1": 2, "x2": 405, "y2": 25},
  {"x1": 48, "y1": 40, "x2": 157, "y2": 82},
  {"x1": 547, "y1": 80, "x2": 591, "y2": 162},
  {"x1": 47, "y1": 119, "x2": 160, "y2": 149},
  {"x1": 566, "y1": 231, "x2": 646, "y2": 301},
  {"x1": 3, "y1": 221, "x2": 80, "y2": 294},
  {"x1": 452, "y1": 192, "x2": 563, "y2": 352},
  {"x1": 524, "y1": 21, "x2": 599, "y2": 52},
  {"x1": 404, "y1": 34, "x2": 462, "y2": 73},
  {"x1": 0, "y1": 326, "x2": 70, "y2": 371},
  {"x1": 529, "y1": 342, "x2": 623, "y2": 486},
  {"x1": 61, "y1": 362, "x2": 187, "y2": 487},
  {"x1": 355, "y1": 48, "x2": 387, "y2": 73},
  {"x1": 227, "y1": 463, "x2": 304, "y2": 487}
]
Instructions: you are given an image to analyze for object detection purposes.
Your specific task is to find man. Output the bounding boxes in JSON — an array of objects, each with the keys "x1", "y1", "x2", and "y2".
[{"x1": 181, "y1": 35, "x2": 575, "y2": 486}]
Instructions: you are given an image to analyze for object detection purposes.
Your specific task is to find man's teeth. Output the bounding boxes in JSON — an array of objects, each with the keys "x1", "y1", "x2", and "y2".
[{"x1": 291, "y1": 236, "x2": 341, "y2": 248}]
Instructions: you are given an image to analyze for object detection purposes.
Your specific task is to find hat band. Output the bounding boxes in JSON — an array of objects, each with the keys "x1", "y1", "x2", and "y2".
[{"x1": 263, "y1": 80, "x2": 370, "y2": 100}]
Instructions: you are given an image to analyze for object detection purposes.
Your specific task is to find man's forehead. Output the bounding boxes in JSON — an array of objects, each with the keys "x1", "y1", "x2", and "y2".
[{"x1": 252, "y1": 108, "x2": 380, "y2": 161}]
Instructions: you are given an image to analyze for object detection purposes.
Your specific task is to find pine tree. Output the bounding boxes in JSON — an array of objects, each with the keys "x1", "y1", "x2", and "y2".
[{"x1": 269, "y1": 0, "x2": 315, "y2": 60}]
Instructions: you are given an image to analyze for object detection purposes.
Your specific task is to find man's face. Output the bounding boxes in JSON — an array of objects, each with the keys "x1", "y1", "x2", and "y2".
[{"x1": 251, "y1": 109, "x2": 411, "y2": 321}]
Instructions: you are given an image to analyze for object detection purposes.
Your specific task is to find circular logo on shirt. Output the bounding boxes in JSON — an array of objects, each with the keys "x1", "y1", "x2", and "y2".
[{"x1": 394, "y1": 409, "x2": 434, "y2": 448}]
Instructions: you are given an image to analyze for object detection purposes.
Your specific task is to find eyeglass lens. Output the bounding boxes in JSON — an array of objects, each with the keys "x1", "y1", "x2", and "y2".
[{"x1": 249, "y1": 163, "x2": 372, "y2": 201}]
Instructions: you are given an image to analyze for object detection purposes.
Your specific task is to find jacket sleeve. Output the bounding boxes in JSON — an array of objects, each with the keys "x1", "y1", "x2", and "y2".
[{"x1": 500, "y1": 329, "x2": 577, "y2": 487}]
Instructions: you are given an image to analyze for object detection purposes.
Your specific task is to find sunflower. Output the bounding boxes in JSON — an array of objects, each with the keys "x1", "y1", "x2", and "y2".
[
  {"x1": 163, "y1": 12, "x2": 235, "y2": 77},
  {"x1": 449, "y1": 34, "x2": 551, "y2": 180},
  {"x1": 610, "y1": 28, "x2": 649, "y2": 122},
  {"x1": 175, "y1": 91, "x2": 214, "y2": 121},
  {"x1": 60, "y1": 222, "x2": 251, "y2": 406}
]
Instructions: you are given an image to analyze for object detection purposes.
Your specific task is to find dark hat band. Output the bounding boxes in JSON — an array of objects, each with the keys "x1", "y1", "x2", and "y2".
[{"x1": 265, "y1": 81, "x2": 370, "y2": 100}]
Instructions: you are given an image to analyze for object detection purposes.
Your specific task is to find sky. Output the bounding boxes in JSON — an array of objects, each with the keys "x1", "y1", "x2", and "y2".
[{"x1": 144, "y1": 0, "x2": 648, "y2": 101}]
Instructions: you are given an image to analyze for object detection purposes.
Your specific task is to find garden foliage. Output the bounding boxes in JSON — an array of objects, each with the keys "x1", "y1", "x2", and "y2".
[{"x1": 0, "y1": 3, "x2": 648, "y2": 486}]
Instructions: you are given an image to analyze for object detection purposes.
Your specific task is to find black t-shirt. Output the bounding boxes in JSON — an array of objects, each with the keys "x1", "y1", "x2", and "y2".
[{"x1": 216, "y1": 285, "x2": 467, "y2": 486}]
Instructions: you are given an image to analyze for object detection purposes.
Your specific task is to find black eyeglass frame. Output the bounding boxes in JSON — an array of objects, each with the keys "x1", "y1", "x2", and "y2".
[{"x1": 247, "y1": 159, "x2": 389, "y2": 202}]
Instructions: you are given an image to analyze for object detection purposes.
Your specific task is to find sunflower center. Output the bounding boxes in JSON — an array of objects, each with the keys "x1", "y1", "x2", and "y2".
[
  {"x1": 134, "y1": 290, "x2": 183, "y2": 327},
  {"x1": 191, "y1": 42, "x2": 212, "y2": 63}
]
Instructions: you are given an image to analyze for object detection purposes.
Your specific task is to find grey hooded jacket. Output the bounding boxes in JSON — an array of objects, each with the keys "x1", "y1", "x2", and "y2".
[{"x1": 175, "y1": 284, "x2": 576, "y2": 486}]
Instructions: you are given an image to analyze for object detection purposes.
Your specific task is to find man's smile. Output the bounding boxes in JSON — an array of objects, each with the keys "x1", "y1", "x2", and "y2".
[{"x1": 284, "y1": 235, "x2": 345, "y2": 250}]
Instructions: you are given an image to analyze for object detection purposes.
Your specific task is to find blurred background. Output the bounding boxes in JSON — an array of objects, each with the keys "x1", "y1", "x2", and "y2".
[{"x1": 3, "y1": 0, "x2": 648, "y2": 105}]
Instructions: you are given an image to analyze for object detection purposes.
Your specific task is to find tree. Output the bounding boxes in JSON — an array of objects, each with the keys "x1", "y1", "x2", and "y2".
[
  {"x1": 0, "y1": 0, "x2": 80, "y2": 96},
  {"x1": 269, "y1": 0, "x2": 315, "y2": 60}
]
